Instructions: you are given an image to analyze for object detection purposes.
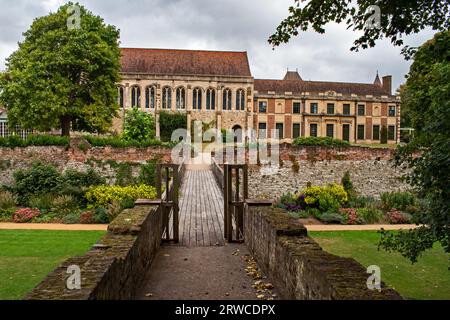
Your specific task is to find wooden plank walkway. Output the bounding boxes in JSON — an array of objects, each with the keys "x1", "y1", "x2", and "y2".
[{"x1": 177, "y1": 168, "x2": 225, "y2": 247}]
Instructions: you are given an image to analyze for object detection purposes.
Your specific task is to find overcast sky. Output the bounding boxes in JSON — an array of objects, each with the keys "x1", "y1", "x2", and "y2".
[{"x1": 0, "y1": 0, "x2": 437, "y2": 91}]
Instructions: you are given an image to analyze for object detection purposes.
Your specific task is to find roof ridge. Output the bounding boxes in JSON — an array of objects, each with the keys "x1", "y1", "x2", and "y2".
[{"x1": 120, "y1": 47, "x2": 248, "y2": 54}]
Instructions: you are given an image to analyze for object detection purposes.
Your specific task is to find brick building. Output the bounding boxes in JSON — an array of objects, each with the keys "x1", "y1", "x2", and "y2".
[{"x1": 117, "y1": 48, "x2": 400, "y2": 144}]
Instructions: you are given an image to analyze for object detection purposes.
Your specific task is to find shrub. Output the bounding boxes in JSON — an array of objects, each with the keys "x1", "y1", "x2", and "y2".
[
  {"x1": 13, "y1": 162, "x2": 61, "y2": 205},
  {"x1": 306, "y1": 208, "x2": 322, "y2": 219},
  {"x1": 320, "y1": 211, "x2": 347, "y2": 224},
  {"x1": 347, "y1": 195, "x2": 377, "y2": 208},
  {"x1": 62, "y1": 212, "x2": 81, "y2": 224},
  {"x1": 293, "y1": 136, "x2": 351, "y2": 147},
  {"x1": 0, "y1": 134, "x2": 69, "y2": 148},
  {"x1": 0, "y1": 191, "x2": 17, "y2": 210},
  {"x1": 339, "y1": 208, "x2": 362, "y2": 225},
  {"x1": 300, "y1": 183, "x2": 348, "y2": 212},
  {"x1": 93, "y1": 208, "x2": 109, "y2": 224},
  {"x1": 107, "y1": 200, "x2": 123, "y2": 222},
  {"x1": 123, "y1": 109, "x2": 156, "y2": 141},
  {"x1": 62, "y1": 168, "x2": 105, "y2": 188},
  {"x1": 85, "y1": 185, "x2": 157, "y2": 208},
  {"x1": 386, "y1": 209, "x2": 411, "y2": 224},
  {"x1": 341, "y1": 171, "x2": 355, "y2": 197},
  {"x1": 51, "y1": 195, "x2": 78, "y2": 216},
  {"x1": 28, "y1": 194, "x2": 57, "y2": 213},
  {"x1": 159, "y1": 111, "x2": 187, "y2": 142},
  {"x1": 0, "y1": 209, "x2": 14, "y2": 222},
  {"x1": 13, "y1": 208, "x2": 40, "y2": 223},
  {"x1": 80, "y1": 211, "x2": 95, "y2": 224},
  {"x1": 357, "y1": 206, "x2": 384, "y2": 224},
  {"x1": 84, "y1": 135, "x2": 170, "y2": 148},
  {"x1": 381, "y1": 191, "x2": 417, "y2": 211}
]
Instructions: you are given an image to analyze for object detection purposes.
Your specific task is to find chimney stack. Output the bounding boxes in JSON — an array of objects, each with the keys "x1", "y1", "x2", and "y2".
[{"x1": 382, "y1": 75, "x2": 392, "y2": 95}]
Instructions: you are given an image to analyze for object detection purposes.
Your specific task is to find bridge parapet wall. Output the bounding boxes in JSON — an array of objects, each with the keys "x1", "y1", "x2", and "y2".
[
  {"x1": 26, "y1": 205, "x2": 162, "y2": 300},
  {"x1": 245, "y1": 206, "x2": 403, "y2": 300}
]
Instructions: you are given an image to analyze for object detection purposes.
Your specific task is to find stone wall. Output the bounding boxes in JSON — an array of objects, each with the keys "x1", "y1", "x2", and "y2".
[
  {"x1": 244, "y1": 205, "x2": 402, "y2": 300},
  {"x1": 26, "y1": 204, "x2": 162, "y2": 300},
  {"x1": 0, "y1": 144, "x2": 172, "y2": 186},
  {"x1": 248, "y1": 159, "x2": 409, "y2": 201}
]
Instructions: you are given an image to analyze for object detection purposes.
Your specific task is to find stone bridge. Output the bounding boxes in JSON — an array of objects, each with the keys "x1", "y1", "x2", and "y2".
[{"x1": 26, "y1": 157, "x2": 402, "y2": 300}]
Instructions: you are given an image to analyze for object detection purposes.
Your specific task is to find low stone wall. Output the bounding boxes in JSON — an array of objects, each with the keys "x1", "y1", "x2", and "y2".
[
  {"x1": 26, "y1": 205, "x2": 162, "y2": 300},
  {"x1": 244, "y1": 206, "x2": 402, "y2": 300}
]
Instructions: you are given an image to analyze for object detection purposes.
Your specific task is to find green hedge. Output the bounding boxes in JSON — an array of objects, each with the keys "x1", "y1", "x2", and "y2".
[
  {"x1": 0, "y1": 135, "x2": 69, "y2": 148},
  {"x1": 159, "y1": 111, "x2": 187, "y2": 142},
  {"x1": 293, "y1": 136, "x2": 351, "y2": 147},
  {"x1": 84, "y1": 135, "x2": 174, "y2": 148}
]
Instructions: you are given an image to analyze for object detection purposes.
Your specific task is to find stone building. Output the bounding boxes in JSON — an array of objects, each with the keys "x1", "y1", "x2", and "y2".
[
  {"x1": 117, "y1": 48, "x2": 401, "y2": 144},
  {"x1": 116, "y1": 48, "x2": 254, "y2": 140}
]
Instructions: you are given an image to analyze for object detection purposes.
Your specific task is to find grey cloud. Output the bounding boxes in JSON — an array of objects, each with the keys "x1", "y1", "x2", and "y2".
[{"x1": 0, "y1": 0, "x2": 436, "y2": 91}]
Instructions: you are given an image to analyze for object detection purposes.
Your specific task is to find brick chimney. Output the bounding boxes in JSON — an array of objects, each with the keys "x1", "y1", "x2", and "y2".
[{"x1": 382, "y1": 75, "x2": 392, "y2": 95}]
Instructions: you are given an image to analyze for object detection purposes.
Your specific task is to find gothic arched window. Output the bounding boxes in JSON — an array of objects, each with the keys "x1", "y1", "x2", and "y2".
[
  {"x1": 162, "y1": 86, "x2": 172, "y2": 109},
  {"x1": 176, "y1": 87, "x2": 186, "y2": 110},
  {"x1": 193, "y1": 88, "x2": 202, "y2": 110},
  {"x1": 206, "y1": 88, "x2": 216, "y2": 111},
  {"x1": 131, "y1": 86, "x2": 141, "y2": 108},
  {"x1": 236, "y1": 89, "x2": 246, "y2": 111},
  {"x1": 222, "y1": 88, "x2": 232, "y2": 111},
  {"x1": 145, "y1": 86, "x2": 156, "y2": 109},
  {"x1": 118, "y1": 86, "x2": 124, "y2": 109}
]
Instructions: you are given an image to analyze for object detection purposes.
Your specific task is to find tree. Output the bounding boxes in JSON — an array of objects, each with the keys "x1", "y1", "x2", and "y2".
[
  {"x1": 0, "y1": 3, "x2": 121, "y2": 136},
  {"x1": 123, "y1": 108, "x2": 156, "y2": 142},
  {"x1": 159, "y1": 111, "x2": 187, "y2": 142},
  {"x1": 269, "y1": 0, "x2": 450, "y2": 58},
  {"x1": 378, "y1": 30, "x2": 450, "y2": 263}
]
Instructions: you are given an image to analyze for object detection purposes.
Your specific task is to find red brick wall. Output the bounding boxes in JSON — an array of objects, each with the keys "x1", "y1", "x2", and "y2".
[
  {"x1": 268, "y1": 115, "x2": 275, "y2": 135},
  {"x1": 284, "y1": 115, "x2": 292, "y2": 139},
  {"x1": 381, "y1": 103, "x2": 388, "y2": 117},
  {"x1": 366, "y1": 118, "x2": 372, "y2": 139},
  {"x1": 285, "y1": 99, "x2": 292, "y2": 114},
  {"x1": 268, "y1": 99, "x2": 275, "y2": 114},
  {"x1": 366, "y1": 102, "x2": 373, "y2": 116}
]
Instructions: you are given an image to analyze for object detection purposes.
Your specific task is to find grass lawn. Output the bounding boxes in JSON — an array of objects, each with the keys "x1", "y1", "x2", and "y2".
[
  {"x1": 310, "y1": 231, "x2": 450, "y2": 300},
  {"x1": 0, "y1": 230, "x2": 105, "y2": 300}
]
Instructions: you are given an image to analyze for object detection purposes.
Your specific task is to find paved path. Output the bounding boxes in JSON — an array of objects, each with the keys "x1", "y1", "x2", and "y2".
[
  {"x1": 0, "y1": 223, "x2": 108, "y2": 231},
  {"x1": 136, "y1": 244, "x2": 260, "y2": 300},
  {"x1": 178, "y1": 168, "x2": 225, "y2": 247},
  {"x1": 305, "y1": 224, "x2": 420, "y2": 231}
]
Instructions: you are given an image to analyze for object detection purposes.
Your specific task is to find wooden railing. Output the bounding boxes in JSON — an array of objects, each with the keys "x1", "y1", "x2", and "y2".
[{"x1": 155, "y1": 163, "x2": 186, "y2": 243}]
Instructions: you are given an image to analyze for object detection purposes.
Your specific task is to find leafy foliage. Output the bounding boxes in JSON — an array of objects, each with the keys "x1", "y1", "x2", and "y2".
[
  {"x1": 0, "y1": 135, "x2": 69, "y2": 148},
  {"x1": 302, "y1": 183, "x2": 348, "y2": 212},
  {"x1": 84, "y1": 135, "x2": 171, "y2": 148},
  {"x1": 123, "y1": 108, "x2": 156, "y2": 142},
  {"x1": 381, "y1": 191, "x2": 417, "y2": 211},
  {"x1": 13, "y1": 162, "x2": 61, "y2": 205},
  {"x1": 357, "y1": 206, "x2": 383, "y2": 224},
  {"x1": 85, "y1": 184, "x2": 157, "y2": 208},
  {"x1": 13, "y1": 208, "x2": 40, "y2": 223},
  {"x1": 269, "y1": 0, "x2": 450, "y2": 58},
  {"x1": 0, "y1": 3, "x2": 121, "y2": 136},
  {"x1": 0, "y1": 191, "x2": 17, "y2": 210},
  {"x1": 159, "y1": 111, "x2": 187, "y2": 142},
  {"x1": 293, "y1": 136, "x2": 350, "y2": 147},
  {"x1": 378, "y1": 227, "x2": 437, "y2": 263}
]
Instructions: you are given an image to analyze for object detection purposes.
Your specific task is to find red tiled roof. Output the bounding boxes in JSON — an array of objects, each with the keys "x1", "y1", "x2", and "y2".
[
  {"x1": 254, "y1": 79, "x2": 393, "y2": 97},
  {"x1": 283, "y1": 71, "x2": 302, "y2": 81},
  {"x1": 120, "y1": 48, "x2": 252, "y2": 77}
]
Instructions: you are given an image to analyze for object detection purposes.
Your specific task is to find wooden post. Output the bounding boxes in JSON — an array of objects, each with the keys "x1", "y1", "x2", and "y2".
[
  {"x1": 223, "y1": 164, "x2": 227, "y2": 238},
  {"x1": 173, "y1": 165, "x2": 180, "y2": 243}
]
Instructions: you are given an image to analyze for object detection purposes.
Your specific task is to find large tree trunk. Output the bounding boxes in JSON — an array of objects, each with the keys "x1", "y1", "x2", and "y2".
[{"x1": 61, "y1": 116, "x2": 72, "y2": 137}]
